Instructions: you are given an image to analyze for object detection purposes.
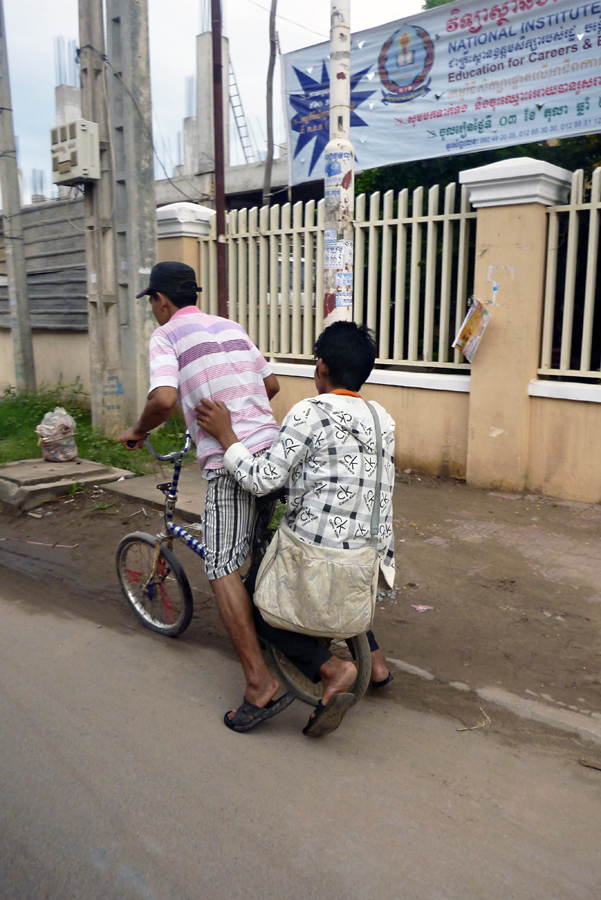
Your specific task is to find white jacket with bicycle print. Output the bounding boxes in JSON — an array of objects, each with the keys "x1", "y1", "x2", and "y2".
[{"x1": 223, "y1": 393, "x2": 396, "y2": 588}]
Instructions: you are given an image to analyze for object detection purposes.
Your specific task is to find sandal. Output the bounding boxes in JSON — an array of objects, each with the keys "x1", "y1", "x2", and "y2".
[
  {"x1": 302, "y1": 693, "x2": 355, "y2": 738},
  {"x1": 370, "y1": 672, "x2": 394, "y2": 690},
  {"x1": 224, "y1": 692, "x2": 295, "y2": 733}
]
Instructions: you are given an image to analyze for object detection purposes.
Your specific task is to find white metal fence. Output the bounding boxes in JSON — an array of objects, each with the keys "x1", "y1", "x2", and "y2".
[
  {"x1": 197, "y1": 184, "x2": 476, "y2": 370},
  {"x1": 541, "y1": 168, "x2": 601, "y2": 379}
]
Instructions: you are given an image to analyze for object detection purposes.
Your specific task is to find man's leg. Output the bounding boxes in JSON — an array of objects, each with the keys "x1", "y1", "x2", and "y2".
[
  {"x1": 210, "y1": 572, "x2": 280, "y2": 708},
  {"x1": 204, "y1": 471, "x2": 280, "y2": 709},
  {"x1": 254, "y1": 610, "x2": 356, "y2": 705},
  {"x1": 367, "y1": 629, "x2": 392, "y2": 684}
]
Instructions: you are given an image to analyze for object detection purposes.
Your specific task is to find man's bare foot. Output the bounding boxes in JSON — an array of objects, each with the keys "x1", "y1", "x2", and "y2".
[
  {"x1": 318, "y1": 656, "x2": 357, "y2": 707},
  {"x1": 226, "y1": 675, "x2": 281, "y2": 721},
  {"x1": 370, "y1": 648, "x2": 390, "y2": 684}
]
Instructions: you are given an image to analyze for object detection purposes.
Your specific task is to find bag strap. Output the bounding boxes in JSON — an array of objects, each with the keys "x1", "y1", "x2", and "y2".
[{"x1": 366, "y1": 401, "x2": 383, "y2": 546}]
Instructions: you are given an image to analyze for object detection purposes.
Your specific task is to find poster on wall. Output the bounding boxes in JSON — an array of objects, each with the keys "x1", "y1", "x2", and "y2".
[{"x1": 283, "y1": 0, "x2": 601, "y2": 185}]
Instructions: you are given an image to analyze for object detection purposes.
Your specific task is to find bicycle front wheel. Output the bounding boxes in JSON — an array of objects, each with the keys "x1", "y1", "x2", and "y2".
[
  {"x1": 265, "y1": 632, "x2": 372, "y2": 707},
  {"x1": 116, "y1": 532, "x2": 193, "y2": 637}
]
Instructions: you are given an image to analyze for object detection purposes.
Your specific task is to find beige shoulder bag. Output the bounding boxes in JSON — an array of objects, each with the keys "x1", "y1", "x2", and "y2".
[{"x1": 253, "y1": 401, "x2": 382, "y2": 639}]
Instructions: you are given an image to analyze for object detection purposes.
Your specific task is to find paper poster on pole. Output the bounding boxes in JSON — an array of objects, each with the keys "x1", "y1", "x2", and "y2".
[
  {"x1": 283, "y1": 0, "x2": 601, "y2": 185},
  {"x1": 453, "y1": 298, "x2": 491, "y2": 362}
]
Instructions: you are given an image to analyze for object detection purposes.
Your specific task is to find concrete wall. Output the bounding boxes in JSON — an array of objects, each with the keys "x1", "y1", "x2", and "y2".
[
  {"x1": 0, "y1": 330, "x2": 89, "y2": 392},
  {"x1": 527, "y1": 393, "x2": 601, "y2": 503}
]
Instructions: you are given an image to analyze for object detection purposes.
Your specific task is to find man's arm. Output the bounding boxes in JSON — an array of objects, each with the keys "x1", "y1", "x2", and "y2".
[
  {"x1": 196, "y1": 397, "x2": 311, "y2": 495},
  {"x1": 263, "y1": 373, "x2": 279, "y2": 400},
  {"x1": 119, "y1": 386, "x2": 178, "y2": 449}
]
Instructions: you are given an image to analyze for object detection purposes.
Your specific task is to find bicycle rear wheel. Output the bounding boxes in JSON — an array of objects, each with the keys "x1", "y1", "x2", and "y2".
[
  {"x1": 116, "y1": 532, "x2": 193, "y2": 637},
  {"x1": 265, "y1": 632, "x2": 371, "y2": 707}
]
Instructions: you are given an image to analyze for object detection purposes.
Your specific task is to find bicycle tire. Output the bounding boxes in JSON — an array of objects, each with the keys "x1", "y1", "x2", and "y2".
[
  {"x1": 116, "y1": 532, "x2": 193, "y2": 637},
  {"x1": 265, "y1": 631, "x2": 372, "y2": 707}
]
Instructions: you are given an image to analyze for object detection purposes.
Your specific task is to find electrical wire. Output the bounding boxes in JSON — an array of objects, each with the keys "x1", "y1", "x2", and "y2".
[
  {"x1": 78, "y1": 45, "x2": 211, "y2": 205},
  {"x1": 239, "y1": 0, "x2": 328, "y2": 39}
]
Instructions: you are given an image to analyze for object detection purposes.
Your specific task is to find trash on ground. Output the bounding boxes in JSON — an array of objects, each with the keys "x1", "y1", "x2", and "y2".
[
  {"x1": 35, "y1": 407, "x2": 77, "y2": 462},
  {"x1": 411, "y1": 604, "x2": 434, "y2": 612},
  {"x1": 27, "y1": 511, "x2": 43, "y2": 519},
  {"x1": 457, "y1": 708, "x2": 491, "y2": 732}
]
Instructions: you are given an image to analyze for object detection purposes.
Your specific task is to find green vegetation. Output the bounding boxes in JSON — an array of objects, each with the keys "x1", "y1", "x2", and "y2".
[{"x1": 0, "y1": 380, "x2": 190, "y2": 475}]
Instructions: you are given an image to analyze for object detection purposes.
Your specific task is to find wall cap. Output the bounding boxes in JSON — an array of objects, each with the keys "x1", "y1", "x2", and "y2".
[
  {"x1": 529, "y1": 379, "x2": 601, "y2": 403},
  {"x1": 459, "y1": 157, "x2": 572, "y2": 208},
  {"x1": 271, "y1": 362, "x2": 471, "y2": 393},
  {"x1": 156, "y1": 201, "x2": 215, "y2": 239}
]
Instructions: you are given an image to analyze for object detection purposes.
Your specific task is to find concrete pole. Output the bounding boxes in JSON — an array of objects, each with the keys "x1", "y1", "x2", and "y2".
[
  {"x1": 211, "y1": 0, "x2": 228, "y2": 319},
  {"x1": 323, "y1": 0, "x2": 354, "y2": 328},
  {"x1": 0, "y1": 0, "x2": 36, "y2": 390},
  {"x1": 79, "y1": 0, "x2": 124, "y2": 436},
  {"x1": 106, "y1": 0, "x2": 157, "y2": 425}
]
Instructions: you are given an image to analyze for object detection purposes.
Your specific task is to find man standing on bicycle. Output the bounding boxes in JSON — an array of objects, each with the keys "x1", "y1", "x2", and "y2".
[{"x1": 119, "y1": 261, "x2": 295, "y2": 731}]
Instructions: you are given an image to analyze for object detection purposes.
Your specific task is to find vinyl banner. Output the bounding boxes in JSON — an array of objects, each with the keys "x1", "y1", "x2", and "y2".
[{"x1": 283, "y1": 0, "x2": 601, "y2": 184}]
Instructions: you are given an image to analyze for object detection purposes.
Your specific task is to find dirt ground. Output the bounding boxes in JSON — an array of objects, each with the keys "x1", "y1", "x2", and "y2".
[{"x1": 1, "y1": 472, "x2": 601, "y2": 754}]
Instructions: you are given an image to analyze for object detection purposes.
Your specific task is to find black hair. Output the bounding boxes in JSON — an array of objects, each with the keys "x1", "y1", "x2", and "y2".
[
  {"x1": 313, "y1": 321, "x2": 376, "y2": 392},
  {"x1": 152, "y1": 281, "x2": 199, "y2": 309}
]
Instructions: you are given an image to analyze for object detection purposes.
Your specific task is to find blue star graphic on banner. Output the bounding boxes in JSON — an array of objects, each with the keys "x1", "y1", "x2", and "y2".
[{"x1": 289, "y1": 63, "x2": 376, "y2": 176}]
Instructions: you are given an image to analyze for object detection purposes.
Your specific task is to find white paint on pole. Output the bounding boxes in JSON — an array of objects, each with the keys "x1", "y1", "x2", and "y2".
[{"x1": 323, "y1": 0, "x2": 354, "y2": 328}]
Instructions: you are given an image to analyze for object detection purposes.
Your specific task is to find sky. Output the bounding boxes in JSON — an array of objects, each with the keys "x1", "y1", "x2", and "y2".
[{"x1": 5, "y1": 0, "x2": 423, "y2": 202}]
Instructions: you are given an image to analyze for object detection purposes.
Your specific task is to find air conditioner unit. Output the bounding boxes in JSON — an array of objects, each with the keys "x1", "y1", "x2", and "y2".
[{"x1": 50, "y1": 119, "x2": 100, "y2": 185}]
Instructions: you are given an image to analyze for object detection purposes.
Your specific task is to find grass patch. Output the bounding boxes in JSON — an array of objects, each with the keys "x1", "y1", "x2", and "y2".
[{"x1": 0, "y1": 381, "x2": 191, "y2": 475}]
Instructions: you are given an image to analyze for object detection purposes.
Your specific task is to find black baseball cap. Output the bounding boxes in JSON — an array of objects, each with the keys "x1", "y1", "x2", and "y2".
[{"x1": 136, "y1": 261, "x2": 202, "y2": 299}]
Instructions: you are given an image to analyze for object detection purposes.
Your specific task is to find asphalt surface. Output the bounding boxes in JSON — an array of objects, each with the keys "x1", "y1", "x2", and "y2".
[{"x1": 1, "y1": 566, "x2": 601, "y2": 900}]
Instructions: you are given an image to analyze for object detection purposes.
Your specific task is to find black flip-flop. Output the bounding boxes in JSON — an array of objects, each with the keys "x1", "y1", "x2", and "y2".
[
  {"x1": 224, "y1": 692, "x2": 295, "y2": 733},
  {"x1": 302, "y1": 692, "x2": 355, "y2": 738},
  {"x1": 370, "y1": 672, "x2": 394, "y2": 690}
]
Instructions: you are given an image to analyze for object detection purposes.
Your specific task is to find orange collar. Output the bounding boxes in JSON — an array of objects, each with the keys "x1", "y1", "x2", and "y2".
[{"x1": 330, "y1": 388, "x2": 361, "y2": 398}]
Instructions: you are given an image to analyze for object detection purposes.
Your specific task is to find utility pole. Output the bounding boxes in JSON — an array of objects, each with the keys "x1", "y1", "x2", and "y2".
[
  {"x1": 0, "y1": 0, "x2": 36, "y2": 390},
  {"x1": 79, "y1": 0, "x2": 123, "y2": 436},
  {"x1": 262, "y1": 0, "x2": 277, "y2": 207},
  {"x1": 106, "y1": 0, "x2": 157, "y2": 425},
  {"x1": 323, "y1": 0, "x2": 354, "y2": 327},
  {"x1": 211, "y1": 0, "x2": 228, "y2": 318}
]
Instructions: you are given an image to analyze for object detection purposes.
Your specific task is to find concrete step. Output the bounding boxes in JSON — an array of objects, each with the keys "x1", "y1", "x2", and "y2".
[{"x1": 0, "y1": 458, "x2": 136, "y2": 513}]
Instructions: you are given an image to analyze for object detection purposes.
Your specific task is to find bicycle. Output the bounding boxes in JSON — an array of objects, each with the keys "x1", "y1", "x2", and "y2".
[{"x1": 115, "y1": 433, "x2": 371, "y2": 707}]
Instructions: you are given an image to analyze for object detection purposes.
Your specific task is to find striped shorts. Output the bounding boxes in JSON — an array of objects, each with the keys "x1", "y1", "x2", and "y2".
[{"x1": 203, "y1": 459, "x2": 264, "y2": 581}]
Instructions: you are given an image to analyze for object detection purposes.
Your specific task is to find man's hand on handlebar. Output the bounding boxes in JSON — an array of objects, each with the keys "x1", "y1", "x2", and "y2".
[{"x1": 119, "y1": 427, "x2": 148, "y2": 450}]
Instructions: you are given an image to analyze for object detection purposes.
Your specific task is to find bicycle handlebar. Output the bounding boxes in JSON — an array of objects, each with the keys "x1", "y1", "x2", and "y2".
[{"x1": 132, "y1": 432, "x2": 193, "y2": 462}]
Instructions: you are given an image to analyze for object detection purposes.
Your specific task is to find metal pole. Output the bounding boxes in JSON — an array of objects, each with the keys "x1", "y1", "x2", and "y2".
[
  {"x1": 323, "y1": 0, "x2": 354, "y2": 327},
  {"x1": 0, "y1": 0, "x2": 36, "y2": 390},
  {"x1": 79, "y1": 0, "x2": 124, "y2": 436},
  {"x1": 211, "y1": 0, "x2": 228, "y2": 318},
  {"x1": 262, "y1": 0, "x2": 277, "y2": 207}
]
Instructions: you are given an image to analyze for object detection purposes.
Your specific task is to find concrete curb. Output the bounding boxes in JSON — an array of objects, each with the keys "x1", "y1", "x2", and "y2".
[{"x1": 387, "y1": 657, "x2": 601, "y2": 745}]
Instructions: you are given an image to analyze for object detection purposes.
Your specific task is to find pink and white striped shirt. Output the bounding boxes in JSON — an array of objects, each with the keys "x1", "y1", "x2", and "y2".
[{"x1": 148, "y1": 306, "x2": 279, "y2": 475}]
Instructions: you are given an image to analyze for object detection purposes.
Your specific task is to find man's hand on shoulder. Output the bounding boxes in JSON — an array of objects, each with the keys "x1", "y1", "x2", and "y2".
[{"x1": 195, "y1": 399, "x2": 238, "y2": 449}]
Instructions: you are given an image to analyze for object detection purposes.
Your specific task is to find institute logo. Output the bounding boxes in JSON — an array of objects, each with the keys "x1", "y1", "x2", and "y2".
[{"x1": 379, "y1": 25, "x2": 434, "y2": 105}]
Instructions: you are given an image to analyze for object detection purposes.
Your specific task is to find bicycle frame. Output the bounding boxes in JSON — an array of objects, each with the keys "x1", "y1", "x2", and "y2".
[{"x1": 145, "y1": 433, "x2": 205, "y2": 564}]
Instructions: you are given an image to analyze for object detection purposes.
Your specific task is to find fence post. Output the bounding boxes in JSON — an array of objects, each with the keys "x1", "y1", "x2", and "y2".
[{"x1": 459, "y1": 158, "x2": 572, "y2": 492}]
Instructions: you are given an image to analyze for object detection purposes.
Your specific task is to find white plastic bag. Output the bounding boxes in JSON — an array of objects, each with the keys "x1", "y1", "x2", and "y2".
[{"x1": 35, "y1": 406, "x2": 78, "y2": 462}]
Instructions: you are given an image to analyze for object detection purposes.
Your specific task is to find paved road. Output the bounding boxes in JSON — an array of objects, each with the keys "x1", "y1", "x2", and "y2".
[{"x1": 1, "y1": 567, "x2": 600, "y2": 900}]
